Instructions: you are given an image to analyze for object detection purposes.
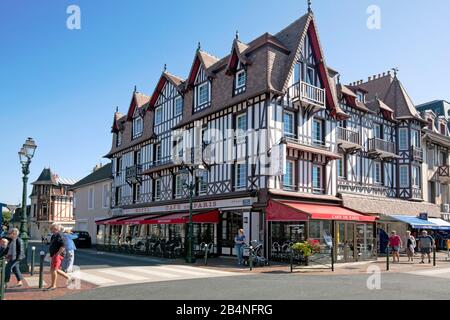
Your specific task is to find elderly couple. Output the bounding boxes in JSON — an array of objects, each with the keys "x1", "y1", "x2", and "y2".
[
  {"x1": 389, "y1": 230, "x2": 435, "y2": 264},
  {"x1": 45, "y1": 223, "x2": 78, "y2": 291}
]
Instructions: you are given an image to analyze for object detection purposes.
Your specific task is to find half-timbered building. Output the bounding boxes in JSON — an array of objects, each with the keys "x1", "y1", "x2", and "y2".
[{"x1": 101, "y1": 6, "x2": 384, "y2": 263}]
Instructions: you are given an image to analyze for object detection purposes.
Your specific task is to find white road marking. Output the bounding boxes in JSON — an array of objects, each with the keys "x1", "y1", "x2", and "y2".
[
  {"x1": 75, "y1": 265, "x2": 242, "y2": 287},
  {"x1": 76, "y1": 272, "x2": 116, "y2": 285},
  {"x1": 97, "y1": 269, "x2": 149, "y2": 281}
]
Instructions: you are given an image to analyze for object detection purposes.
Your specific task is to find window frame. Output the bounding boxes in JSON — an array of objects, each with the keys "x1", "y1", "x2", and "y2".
[
  {"x1": 312, "y1": 118, "x2": 324, "y2": 146},
  {"x1": 102, "y1": 183, "x2": 110, "y2": 209},
  {"x1": 412, "y1": 166, "x2": 421, "y2": 187},
  {"x1": 283, "y1": 160, "x2": 296, "y2": 191},
  {"x1": 235, "y1": 162, "x2": 247, "y2": 190},
  {"x1": 312, "y1": 165, "x2": 323, "y2": 194},
  {"x1": 235, "y1": 69, "x2": 247, "y2": 89},
  {"x1": 283, "y1": 111, "x2": 295, "y2": 138},
  {"x1": 373, "y1": 161, "x2": 383, "y2": 185},
  {"x1": 155, "y1": 106, "x2": 163, "y2": 126},
  {"x1": 88, "y1": 186, "x2": 95, "y2": 210},
  {"x1": 132, "y1": 116, "x2": 143, "y2": 139},
  {"x1": 175, "y1": 174, "x2": 186, "y2": 199},
  {"x1": 399, "y1": 165, "x2": 409, "y2": 188},
  {"x1": 197, "y1": 82, "x2": 210, "y2": 107},
  {"x1": 174, "y1": 96, "x2": 183, "y2": 116},
  {"x1": 399, "y1": 128, "x2": 408, "y2": 150},
  {"x1": 154, "y1": 179, "x2": 161, "y2": 200}
]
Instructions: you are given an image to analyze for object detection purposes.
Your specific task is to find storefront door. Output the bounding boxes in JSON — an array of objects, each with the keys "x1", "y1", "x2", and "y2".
[{"x1": 335, "y1": 222, "x2": 356, "y2": 262}]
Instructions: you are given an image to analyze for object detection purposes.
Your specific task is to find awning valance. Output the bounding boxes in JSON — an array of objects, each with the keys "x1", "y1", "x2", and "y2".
[
  {"x1": 142, "y1": 210, "x2": 220, "y2": 225},
  {"x1": 267, "y1": 200, "x2": 377, "y2": 222},
  {"x1": 429, "y1": 218, "x2": 450, "y2": 230},
  {"x1": 95, "y1": 216, "x2": 129, "y2": 225},
  {"x1": 390, "y1": 215, "x2": 442, "y2": 229}
]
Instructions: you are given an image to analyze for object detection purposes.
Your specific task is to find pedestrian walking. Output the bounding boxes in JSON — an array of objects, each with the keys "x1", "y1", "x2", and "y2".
[
  {"x1": 45, "y1": 223, "x2": 70, "y2": 291},
  {"x1": 61, "y1": 227, "x2": 78, "y2": 274},
  {"x1": 417, "y1": 230, "x2": 435, "y2": 264},
  {"x1": 4, "y1": 228, "x2": 25, "y2": 288},
  {"x1": 234, "y1": 229, "x2": 246, "y2": 266},
  {"x1": 388, "y1": 230, "x2": 402, "y2": 263},
  {"x1": 406, "y1": 231, "x2": 416, "y2": 262}
]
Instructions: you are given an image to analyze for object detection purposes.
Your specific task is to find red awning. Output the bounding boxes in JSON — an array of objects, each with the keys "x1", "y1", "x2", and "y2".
[
  {"x1": 119, "y1": 214, "x2": 160, "y2": 225},
  {"x1": 266, "y1": 200, "x2": 376, "y2": 222},
  {"x1": 95, "y1": 216, "x2": 128, "y2": 225},
  {"x1": 139, "y1": 209, "x2": 220, "y2": 225}
]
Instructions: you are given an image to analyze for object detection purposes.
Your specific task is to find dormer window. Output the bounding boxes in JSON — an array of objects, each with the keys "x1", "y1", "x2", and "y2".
[
  {"x1": 116, "y1": 131, "x2": 123, "y2": 147},
  {"x1": 197, "y1": 82, "x2": 210, "y2": 106},
  {"x1": 155, "y1": 106, "x2": 163, "y2": 125},
  {"x1": 193, "y1": 66, "x2": 211, "y2": 113},
  {"x1": 234, "y1": 61, "x2": 247, "y2": 95},
  {"x1": 356, "y1": 91, "x2": 365, "y2": 103},
  {"x1": 132, "y1": 116, "x2": 143, "y2": 139},
  {"x1": 174, "y1": 96, "x2": 183, "y2": 116}
]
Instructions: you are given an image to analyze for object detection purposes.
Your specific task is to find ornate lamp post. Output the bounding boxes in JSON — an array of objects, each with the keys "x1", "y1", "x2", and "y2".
[
  {"x1": 179, "y1": 165, "x2": 207, "y2": 264},
  {"x1": 18, "y1": 137, "x2": 37, "y2": 272}
]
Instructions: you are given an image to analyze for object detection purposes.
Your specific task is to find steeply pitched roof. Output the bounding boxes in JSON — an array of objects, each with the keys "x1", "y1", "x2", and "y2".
[
  {"x1": 148, "y1": 71, "x2": 185, "y2": 109},
  {"x1": 126, "y1": 91, "x2": 151, "y2": 120},
  {"x1": 32, "y1": 168, "x2": 77, "y2": 186},
  {"x1": 70, "y1": 163, "x2": 112, "y2": 190},
  {"x1": 354, "y1": 73, "x2": 424, "y2": 121}
]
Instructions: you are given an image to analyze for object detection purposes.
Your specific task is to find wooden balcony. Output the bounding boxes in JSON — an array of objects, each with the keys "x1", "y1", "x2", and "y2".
[
  {"x1": 287, "y1": 81, "x2": 326, "y2": 113},
  {"x1": 285, "y1": 136, "x2": 341, "y2": 160},
  {"x1": 410, "y1": 146, "x2": 423, "y2": 162},
  {"x1": 125, "y1": 165, "x2": 142, "y2": 185},
  {"x1": 438, "y1": 165, "x2": 450, "y2": 185},
  {"x1": 367, "y1": 138, "x2": 398, "y2": 159},
  {"x1": 336, "y1": 127, "x2": 361, "y2": 152}
]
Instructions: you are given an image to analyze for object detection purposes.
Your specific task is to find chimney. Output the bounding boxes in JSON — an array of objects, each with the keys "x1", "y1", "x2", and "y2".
[
  {"x1": 368, "y1": 76, "x2": 372, "y2": 81},
  {"x1": 93, "y1": 163, "x2": 103, "y2": 172}
]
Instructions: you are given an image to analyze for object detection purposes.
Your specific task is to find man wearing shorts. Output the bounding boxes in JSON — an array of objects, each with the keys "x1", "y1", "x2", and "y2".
[
  {"x1": 388, "y1": 231, "x2": 402, "y2": 263},
  {"x1": 46, "y1": 223, "x2": 70, "y2": 291},
  {"x1": 418, "y1": 230, "x2": 435, "y2": 264}
]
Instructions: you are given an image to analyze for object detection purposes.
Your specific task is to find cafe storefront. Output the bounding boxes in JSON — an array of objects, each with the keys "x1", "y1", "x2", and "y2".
[
  {"x1": 266, "y1": 200, "x2": 377, "y2": 263},
  {"x1": 96, "y1": 196, "x2": 258, "y2": 258}
]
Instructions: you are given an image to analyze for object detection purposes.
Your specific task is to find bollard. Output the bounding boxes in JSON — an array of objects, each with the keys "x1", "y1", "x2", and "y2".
[
  {"x1": 38, "y1": 251, "x2": 45, "y2": 289},
  {"x1": 249, "y1": 246, "x2": 253, "y2": 271},
  {"x1": 386, "y1": 245, "x2": 390, "y2": 271},
  {"x1": 331, "y1": 244, "x2": 334, "y2": 272},
  {"x1": 31, "y1": 246, "x2": 36, "y2": 276},
  {"x1": 204, "y1": 244, "x2": 209, "y2": 266},
  {"x1": 290, "y1": 248, "x2": 293, "y2": 273},
  {"x1": 433, "y1": 246, "x2": 436, "y2": 267},
  {"x1": 0, "y1": 257, "x2": 5, "y2": 300}
]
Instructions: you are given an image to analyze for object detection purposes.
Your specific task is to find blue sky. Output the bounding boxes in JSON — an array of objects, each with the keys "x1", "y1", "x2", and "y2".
[{"x1": 1, "y1": 0, "x2": 449, "y2": 204}]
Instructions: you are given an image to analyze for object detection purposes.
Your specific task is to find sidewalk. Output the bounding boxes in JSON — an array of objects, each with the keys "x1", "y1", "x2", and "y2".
[{"x1": 3, "y1": 267, "x2": 96, "y2": 301}]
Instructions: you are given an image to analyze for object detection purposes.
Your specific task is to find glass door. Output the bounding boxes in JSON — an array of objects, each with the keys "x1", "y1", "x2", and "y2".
[{"x1": 335, "y1": 222, "x2": 356, "y2": 262}]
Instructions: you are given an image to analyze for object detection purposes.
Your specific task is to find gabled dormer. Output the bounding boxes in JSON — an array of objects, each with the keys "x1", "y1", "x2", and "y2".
[
  {"x1": 126, "y1": 90, "x2": 150, "y2": 140},
  {"x1": 226, "y1": 37, "x2": 251, "y2": 96},
  {"x1": 187, "y1": 48, "x2": 219, "y2": 114},
  {"x1": 149, "y1": 70, "x2": 185, "y2": 128}
]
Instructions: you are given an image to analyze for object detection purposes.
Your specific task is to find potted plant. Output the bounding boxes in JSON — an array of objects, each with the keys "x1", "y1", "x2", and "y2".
[{"x1": 291, "y1": 240, "x2": 321, "y2": 266}]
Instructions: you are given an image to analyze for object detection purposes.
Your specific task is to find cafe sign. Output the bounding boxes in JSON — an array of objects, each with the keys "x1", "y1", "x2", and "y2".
[{"x1": 122, "y1": 197, "x2": 256, "y2": 215}]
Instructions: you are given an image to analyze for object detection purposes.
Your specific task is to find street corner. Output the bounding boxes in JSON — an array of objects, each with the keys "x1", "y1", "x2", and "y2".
[{"x1": 3, "y1": 269, "x2": 97, "y2": 301}]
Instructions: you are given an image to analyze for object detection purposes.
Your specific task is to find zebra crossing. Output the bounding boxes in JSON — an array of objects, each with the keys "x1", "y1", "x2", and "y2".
[
  {"x1": 406, "y1": 267, "x2": 450, "y2": 280},
  {"x1": 72, "y1": 265, "x2": 243, "y2": 287}
]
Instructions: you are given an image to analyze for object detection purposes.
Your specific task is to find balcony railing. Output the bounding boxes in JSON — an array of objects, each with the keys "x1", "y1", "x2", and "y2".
[
  {"x1": 285, "y1": 135, "x2": 330, "y2": 151},
  {"x1": 125, "y1": 164, "x2": 142, "y2": 183},
  {"x1": 287, "y1": 81, "x2": 326, "y2": 108},
  {"x1": 368, "y1": 138, "x2": 396, "y2": 155},
  {"x1": 411, "y1": 146, "x2": 423, "y2": 162},
  {"x1": 337, "y1": 127, "x2": 360, "y2": 146}
]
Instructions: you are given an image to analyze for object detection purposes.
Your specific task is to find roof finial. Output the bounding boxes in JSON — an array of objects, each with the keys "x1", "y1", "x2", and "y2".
[
  {"x1": 115, "y1": 106, "x2": 119, "y2": 113},
  {"x1": 134, "y1": 85, "x2": 137, "y2": 93},
  {"x1": 391, "y1": 67, "x2": 399, "y2": 77},
  {"x1": 337, "y1": 74, "x2": 341, "y2": 84},
  {"x1": 163, "y1": 63, "x2": 167, "y2": 72},
  {"x1": 197, "y1": 42, "x2": 201, "y2": 51},
  {"x1": 307, "y1": 0, "x2": 312, "y2": 13},
  {"x1": 235, "y1": 30, "x2": 239, "y2": 40}
]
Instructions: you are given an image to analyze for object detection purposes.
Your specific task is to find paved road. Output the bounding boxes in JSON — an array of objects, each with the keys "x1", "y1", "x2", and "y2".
[{"x1": 29, "y1": 242, "x2": 450, "y2": 300}]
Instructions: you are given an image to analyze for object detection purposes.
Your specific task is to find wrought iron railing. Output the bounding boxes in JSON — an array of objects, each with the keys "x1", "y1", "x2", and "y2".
[
  {"x1": 285, "y1": 136, "x2": 330, "y2": 151},
  {"x1": 337, "y1": 127, "x2": 360, "y2": 145},
  {"x1": 287, "y1": 81, "x2": 326, "y2": 108},
  {"x1": 411, "y1": 146, "x2": 423, "y2": 162},
  {"x1": 368, "y1": 138, "x2": 396, "y2": 154},
  {"x1": 125, "y1": 164, "x2": 142, "y2": 180}
]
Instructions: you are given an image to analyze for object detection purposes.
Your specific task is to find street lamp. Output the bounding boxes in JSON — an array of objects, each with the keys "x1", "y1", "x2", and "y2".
[
  {"x1": 18, "y1": 137, "x2": 37, "y2": 272},
  {"x1": 179, "y1": 164, "x2": 207, "y2": 264}
]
